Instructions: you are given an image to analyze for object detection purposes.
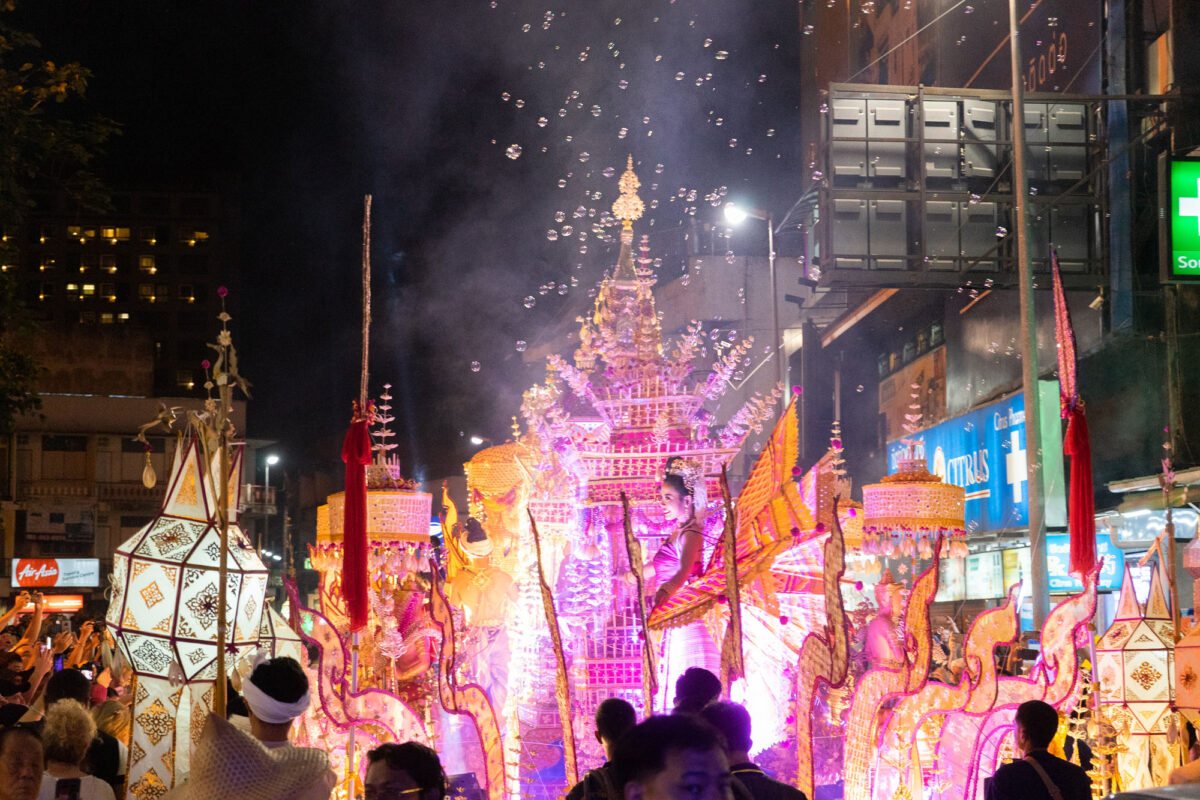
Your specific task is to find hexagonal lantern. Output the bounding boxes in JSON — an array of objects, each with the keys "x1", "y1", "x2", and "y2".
[
  {"x1": 1096, "y1": 562, "x2": 1176, "y2": 790},
  {"x1": 107, "y1": 433, "x2": 269, "y2": 682}
]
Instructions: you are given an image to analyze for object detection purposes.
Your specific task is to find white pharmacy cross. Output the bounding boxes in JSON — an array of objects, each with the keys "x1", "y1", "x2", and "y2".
[
  {"x1": 1181, "y1": 178, "x2": 1200, "y2": 235},
  {"x1": 1005, "y1": 430, "x2": 1028, "y2": 503}
]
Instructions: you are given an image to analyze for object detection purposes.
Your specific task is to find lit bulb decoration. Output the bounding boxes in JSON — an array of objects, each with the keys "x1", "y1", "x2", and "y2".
[{"x1": 1095, "y1": 563, "x2": 1176, "y2": 789}]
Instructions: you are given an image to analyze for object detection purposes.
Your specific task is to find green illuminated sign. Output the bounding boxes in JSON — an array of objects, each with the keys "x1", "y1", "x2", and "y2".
[{"x1": 1168, "y1": 158, "x2": 1200, "y2": 282}]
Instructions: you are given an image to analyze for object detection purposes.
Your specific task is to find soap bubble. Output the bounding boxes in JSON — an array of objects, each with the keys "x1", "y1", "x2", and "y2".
[
  {"x1": 515, "y1": 341, "x2": 527, "y2": 352},
  {"x1": 470, "y1": 361, "x2": 481, "y2": 372},
  {"x1": 505, "y1": 144, "x2": 522, "y2": 160},
  {"x1": 547, "y1": 230, "x2": 558, "y2": 241},
  {"x1": 523, "y1": 296, "x2": 535, "y2": 308}
]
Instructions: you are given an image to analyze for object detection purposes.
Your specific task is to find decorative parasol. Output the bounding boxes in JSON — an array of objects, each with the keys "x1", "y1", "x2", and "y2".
[{"x1": 861, "y1": 455, "x2": 967, "y2": 560}]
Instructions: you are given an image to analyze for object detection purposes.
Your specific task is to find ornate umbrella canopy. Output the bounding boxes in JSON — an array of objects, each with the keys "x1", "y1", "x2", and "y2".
[
  {"x1": 107, "y1": 434, "x2": 269, "y2": 681},
  {"x1": 862, "y1": 457, "x2": 966, "y2": 560}
]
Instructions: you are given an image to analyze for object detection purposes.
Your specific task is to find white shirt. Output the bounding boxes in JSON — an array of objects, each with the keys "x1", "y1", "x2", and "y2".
[{"x1": 37, "y1": 773, "x2": 117, "y2": 800}]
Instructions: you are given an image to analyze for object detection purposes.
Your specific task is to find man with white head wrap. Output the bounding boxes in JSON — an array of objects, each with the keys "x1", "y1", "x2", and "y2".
[{"x1": 237, "y1": 652, "x2": 336, "y2": 800}]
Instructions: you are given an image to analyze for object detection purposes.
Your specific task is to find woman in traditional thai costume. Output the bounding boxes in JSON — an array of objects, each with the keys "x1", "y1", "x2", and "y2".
[{"x1": 646, "y1": 457, "x2": 720, "y2": 713}]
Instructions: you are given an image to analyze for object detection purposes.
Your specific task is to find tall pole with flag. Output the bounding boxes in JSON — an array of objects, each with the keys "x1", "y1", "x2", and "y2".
[
  {"x1": 341, "y1": 194, "x2": 373, "y2": 800},
  {"x1": 1051, "y1": 249, "x2": 1097, "y2": 579}
]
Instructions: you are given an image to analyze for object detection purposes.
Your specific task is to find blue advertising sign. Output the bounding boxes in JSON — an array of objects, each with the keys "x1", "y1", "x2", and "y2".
[
  {"x1": 887, "y1": 393, "x2": 1029, "y2": 534},
  {"x1": 1046, "y1": 534, "x2": 1124, "y2": 592}
]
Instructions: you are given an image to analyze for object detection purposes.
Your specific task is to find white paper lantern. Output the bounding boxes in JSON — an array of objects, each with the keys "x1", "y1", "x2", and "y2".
[
  {"x1": 1096, "y1": 563, "x2": 1176, "y2": 789},
  {"x1": 108, "y1": 435, "x2": 269, "y2": 682}
]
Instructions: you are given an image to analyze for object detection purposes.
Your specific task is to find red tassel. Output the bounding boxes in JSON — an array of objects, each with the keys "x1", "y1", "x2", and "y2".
[
  {"x1": 342, "y1": 417, "x2": 372, "y2": 632},
  {"x1": 1065, "y1": 407, "x2": 1096, "y2": 577}
]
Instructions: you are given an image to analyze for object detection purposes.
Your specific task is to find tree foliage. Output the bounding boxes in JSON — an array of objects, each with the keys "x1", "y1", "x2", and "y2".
[{"x1": 0, "y1": 0, "x2": 116, "y2": 434}]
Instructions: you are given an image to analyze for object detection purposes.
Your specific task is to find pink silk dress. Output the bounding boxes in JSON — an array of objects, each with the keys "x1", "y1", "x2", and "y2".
[{"x1": 651, "y1": 522, "x2": 720, "y2": 712}]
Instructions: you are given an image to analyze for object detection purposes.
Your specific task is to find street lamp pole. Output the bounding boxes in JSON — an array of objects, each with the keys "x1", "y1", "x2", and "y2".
[
  {"x1": 725, "y1": 203, "x2": 786, "y2": 394},
  {"x1": 767, "y1": 212, "x2": 785, "y2": 394},
  {"x1": 1008, "y1": 0, "x2": 1049, "y2": 628}
]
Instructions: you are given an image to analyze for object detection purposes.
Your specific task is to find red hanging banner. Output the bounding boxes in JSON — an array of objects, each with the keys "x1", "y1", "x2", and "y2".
[
  {"x1": 341, "y1": 404, "x2": 372, "y2": 632},
  {"x1": 1052, "y1": 250, "x2": 1096, "y2": 577}
]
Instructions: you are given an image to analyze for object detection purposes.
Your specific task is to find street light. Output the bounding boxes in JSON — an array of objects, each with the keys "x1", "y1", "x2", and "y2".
[
  {"x1": 264, "y1": 454, "x2": 280, "y2": 488},
  {"x1": 723, "y1": 202, "x2": 785, "y2": 394}
]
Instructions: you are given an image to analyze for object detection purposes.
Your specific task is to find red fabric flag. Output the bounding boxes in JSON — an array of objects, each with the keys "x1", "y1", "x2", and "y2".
[
  {"x1": 1052, "y1": 249, "x2": 1096, "y2": 577},
  {"x1": 1065, "y1": 407, "x2": 1096, "y2": 577},
  {"x1": 341, "y1": 416, "x2": 372, "y2": 632}
]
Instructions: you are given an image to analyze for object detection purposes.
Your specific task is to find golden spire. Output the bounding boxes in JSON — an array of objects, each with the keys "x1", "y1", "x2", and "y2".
[{"x1": 611, "y1": 155, "x2": 644, "y2": 231}]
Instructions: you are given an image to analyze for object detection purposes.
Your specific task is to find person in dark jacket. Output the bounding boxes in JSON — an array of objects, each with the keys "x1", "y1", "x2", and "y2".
[
  {"x1": 566, "y1": 698, "x2": 638, "y2": 800},
  {"x1": 700, "y1": 702, "x2": 807, "y2": 800},
  {"x1": 613, "y1": 714, "x2": 733, "y2": 800},
  {"x1": 984, "y1": 700, "x2": 1091, "y2": 800}
]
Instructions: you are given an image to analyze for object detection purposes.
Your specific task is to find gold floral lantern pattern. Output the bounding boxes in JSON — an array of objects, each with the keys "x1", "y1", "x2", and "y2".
[
  {"x1": 1095, "y1": 563, "x2": 1176, "y2": 790},
  {"x1": 108, "y1": 434, "x2": 269, "y2": 800}
]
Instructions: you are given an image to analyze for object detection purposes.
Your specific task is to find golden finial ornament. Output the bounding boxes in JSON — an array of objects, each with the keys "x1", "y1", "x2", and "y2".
[{"x1": 611, "y1": 155, "x2": 644, "y2": 230}]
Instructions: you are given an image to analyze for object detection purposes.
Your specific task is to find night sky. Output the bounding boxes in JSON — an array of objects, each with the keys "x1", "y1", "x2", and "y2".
[{"x1": 16, "y1": 0, "x2": 804, "y2": 480}]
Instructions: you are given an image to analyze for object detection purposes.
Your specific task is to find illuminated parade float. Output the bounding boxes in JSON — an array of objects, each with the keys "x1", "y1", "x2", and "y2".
[{"x1": 105, "y1": 165, "x2": 1183, "y2": 800}]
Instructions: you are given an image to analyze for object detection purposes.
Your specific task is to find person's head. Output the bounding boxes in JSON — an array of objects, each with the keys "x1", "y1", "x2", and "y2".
[
  {"x1": 42, "y1": 699, "x2": 95, "y2": 768},
  {"x1": 92, "y1": 700, "x2": 131, "y2": 743},
  {"x1": 874, "y1": 571, "x2": 905, "y2": 619},
  {"x1": 243, "y1": 656, "x2": 310, "y2": 742},
  {"x1": 0, "y1": 626, "x2": 21, "y2": 651},
  {"x1": 613, "y1": 715, "x2": 732, "y2": 800},
  {"x1": 699, "y1": 702, "x2": 752, "y2": 761},
  {"x1": 595, "y1": 698, "x2": 637, "y2": 759},
  {"x1": 364, "y1": 742, "x2": 446, "y2": 800},
  {"x1": 673, "y1": 668, "x2": 721, "y2": 714},
  {"x1": 0, "y1": 726, "x2": 42, "y2": 800},
  {"x1": 45, "y1": 669, "x2": 90, "y2": 707},
  {"x1": 660, "y1": 458, "x2": 701, "y2": 524},
  {"x1": 1013, "y1": 700, "x2": 1060, "y2": 755}
]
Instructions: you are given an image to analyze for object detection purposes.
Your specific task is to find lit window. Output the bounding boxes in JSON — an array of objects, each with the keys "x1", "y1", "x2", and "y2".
[
  {"x1": 139, "y1": 255, "x2": 156, "y2": 274},
  {"x1": 100, "y1": 313, "x2": 114, "y2": 324},
  {"x1": 117, "y1": 312, "x2": 130, "y2": 322},
  {"x1": 66, "y1": 283, "x2": 79, "y2": 292},
  {"x1": 67, "y1": 225, "x2": 82, "y2": 240},
  {"x1": 138, "y1": 283, "x2": 154, "y2": 302},
  {"x1": 82, "y1": 284, "x2": 95, "y2": 296},
  {"x1": 180, "y1": 228, "x2": 210, "y2": 246}
]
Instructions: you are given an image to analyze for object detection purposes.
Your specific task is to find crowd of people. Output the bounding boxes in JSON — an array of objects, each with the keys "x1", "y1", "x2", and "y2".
[{"x1": 0, "y1": 586, "x2": 1100, "y2": 800}]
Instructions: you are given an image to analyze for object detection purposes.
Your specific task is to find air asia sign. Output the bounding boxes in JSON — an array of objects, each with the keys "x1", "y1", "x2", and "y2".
[
  {"x1": 887, "y1": 394, "x2": 1028, "y2": 534},
  {"x1": 11, "y1": 558, "x2": 100, "y2": 588},
  {"x1": 1166, "y1": 158, "x2": 1200, "y2": 283}
]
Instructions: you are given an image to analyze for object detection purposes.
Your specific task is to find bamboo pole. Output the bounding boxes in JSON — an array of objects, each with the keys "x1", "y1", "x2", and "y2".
[{"x1": 347, "y1": 193, "x2": 372, "y2": 800}]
